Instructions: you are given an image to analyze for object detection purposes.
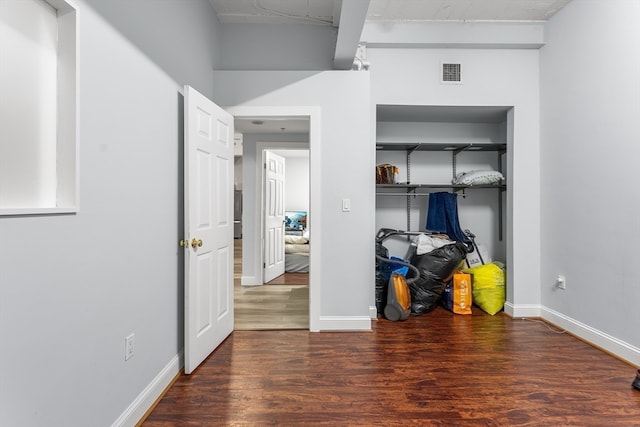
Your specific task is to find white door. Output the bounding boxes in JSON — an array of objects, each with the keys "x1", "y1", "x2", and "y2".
[
  {"x1": 183, "y1": 85, "x2": 234, "y2": 374},
  {"x1": 263, "y1": 151, "x2": 286, "y2": 283}
]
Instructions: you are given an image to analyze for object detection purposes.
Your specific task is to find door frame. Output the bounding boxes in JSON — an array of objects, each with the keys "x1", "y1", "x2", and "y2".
[
  {"x1": 227, "y1": 106, "x2": 321, "y2": 332},
  {"x1": 261, "y1": 147, "x2": 309, "y2": 286}
]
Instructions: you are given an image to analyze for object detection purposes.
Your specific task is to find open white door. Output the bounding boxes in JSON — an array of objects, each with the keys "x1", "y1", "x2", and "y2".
[
  {"x1": 263, "y1": 151, "x2": 286, "y2": 283},
  {"x1": 183, "y1": 85, "x2": 234, "y2": 374}
]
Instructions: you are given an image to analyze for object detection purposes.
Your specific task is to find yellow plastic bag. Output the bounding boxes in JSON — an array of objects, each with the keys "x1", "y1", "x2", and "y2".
[{"x1": 463, "y1": 263, "x2": 505, "y2": 315}]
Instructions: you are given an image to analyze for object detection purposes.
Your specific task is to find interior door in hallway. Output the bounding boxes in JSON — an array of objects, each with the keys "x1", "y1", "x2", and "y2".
[
  {"x1": 263, "y1": 150, "x2": 285, "y2": 283},
  {"x1": 184, "y1": 85, "x2": 234, "y2": 374}
]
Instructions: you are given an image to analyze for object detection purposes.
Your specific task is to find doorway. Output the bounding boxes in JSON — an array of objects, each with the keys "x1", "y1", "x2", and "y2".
[{"x1": 228, "y1": 106, "x2": 320, "y2": 331}]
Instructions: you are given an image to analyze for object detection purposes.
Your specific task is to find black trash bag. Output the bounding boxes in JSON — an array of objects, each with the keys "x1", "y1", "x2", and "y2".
[
  {"x1": 407, "y1": 242, "x2": 467, "y2": 315},
  {"x1": 375, "y1": 268, "x2": 388, "y2": 315},
  {"x1": 375, "y1": 242, "x2": 390, "y2": 314}
]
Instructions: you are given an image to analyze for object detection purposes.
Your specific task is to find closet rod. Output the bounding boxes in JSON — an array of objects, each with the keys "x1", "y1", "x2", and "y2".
[{"x1": 377, "y1": 191, "x2": 467, "y2": 198}]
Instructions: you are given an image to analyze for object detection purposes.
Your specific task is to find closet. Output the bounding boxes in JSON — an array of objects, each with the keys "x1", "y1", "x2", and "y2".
[{"x1": 375, "y1": 105, "x2": 509, "y2": 263}]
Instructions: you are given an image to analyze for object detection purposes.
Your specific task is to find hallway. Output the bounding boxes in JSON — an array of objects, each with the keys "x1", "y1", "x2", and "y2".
[{"x1": 234, "y1": 240, "x2": 309, "y2": 330}]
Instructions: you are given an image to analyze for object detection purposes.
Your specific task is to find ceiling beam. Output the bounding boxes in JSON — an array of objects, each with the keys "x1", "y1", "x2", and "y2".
[{"x1": 333, "y1": 0, "x2": 371, "y2": 70}]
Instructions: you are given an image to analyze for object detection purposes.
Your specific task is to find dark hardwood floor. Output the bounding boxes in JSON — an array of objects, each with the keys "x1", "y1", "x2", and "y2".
[{"x1": 141, "y1": 307, "x2": 640, "y2": 426}]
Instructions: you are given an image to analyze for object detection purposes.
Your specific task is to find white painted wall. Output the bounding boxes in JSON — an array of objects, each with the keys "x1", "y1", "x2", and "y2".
[
  {"x1": 368, "y1": 47, "x2": 541, "y2": 313},
  {"x1": 540, "y1": 0, "x2": 640, "y2": 361},
  {"x1": 283, "y1": 155, "x2": 310, "y2": 212},
  {"x1": 218, "y1": 23, "x2": 337, "y2": 70},
  {"x1": 215, "y1": 71, "x2": 373, "y2": 324},
  {"x1": 0, "y1": 0, "x2": 221, "y2": 425},
  {"x1": 86, "y1": 0, "x2": 220, "y2": 95}
]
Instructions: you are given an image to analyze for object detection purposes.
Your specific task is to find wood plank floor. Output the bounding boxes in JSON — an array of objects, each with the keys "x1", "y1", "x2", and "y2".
[
  {"x1": 234, "y1": 240, "x2": 309, "y2": 330},
  {"x1": 142, "y1": 307, "x2": 640, "y2": 426}
]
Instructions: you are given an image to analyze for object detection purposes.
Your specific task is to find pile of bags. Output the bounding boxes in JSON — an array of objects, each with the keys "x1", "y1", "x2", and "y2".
[
  {"x1": 376, "y1": 229, "x2": 507, "y2": 320},
  {"x1": 395, "y1": 236, "x2": 506, "y2": 317},
  {"x1": 442, "y1": 262, "x2": 506, "y2": 315}
]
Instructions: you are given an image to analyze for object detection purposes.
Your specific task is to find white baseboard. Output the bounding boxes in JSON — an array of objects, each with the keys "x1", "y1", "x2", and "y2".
[
  {"x1": 241, "y1": 275, "x2": 259, "y2": 286},
  {"x1": 540, "y1": 306, "x2": 640, "y2": 367},
  {"x1": 504, "y1": 302, "x2": 638, "y2": 366},
  {"x1": 318, "y1": 316, "x2": 372, "y2": 331},
  {"x1": 369, "y1": 305, "x2": 378, "y2": 319},
  {"x1": 503, "y1": 301, "x2": 541, "y2": 318},
  {"x1": 111, "y1": 351, "x2": 183, "y2": 427}
]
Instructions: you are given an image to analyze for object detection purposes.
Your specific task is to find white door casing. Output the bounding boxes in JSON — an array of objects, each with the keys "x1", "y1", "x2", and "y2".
[
  {"x1": 225, "y1": 105, "x2": 321, "y2": 332},
  {"x1": 183, "y1": 85, "x2": 234, "y2": 374},
  {"x1": 263, "y1": 151, "x2": 286, "y2": 283}
]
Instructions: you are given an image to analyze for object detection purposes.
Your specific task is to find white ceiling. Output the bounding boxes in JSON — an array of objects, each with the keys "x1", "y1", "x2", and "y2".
[
  {"x1": 235, "y1": 116, "x2": 310, "y2": 134},
  {"x1": 210, "y1": 0, "x2": 572, "y2": 25}
]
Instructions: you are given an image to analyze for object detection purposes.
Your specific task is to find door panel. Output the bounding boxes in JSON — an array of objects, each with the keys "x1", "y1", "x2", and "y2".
[
  {"x1": 184, "y1": 85, "x2": 234, "y2": 374},
  {"x1": 263, "y1": 151, "x2": 286, "y2": 283}
]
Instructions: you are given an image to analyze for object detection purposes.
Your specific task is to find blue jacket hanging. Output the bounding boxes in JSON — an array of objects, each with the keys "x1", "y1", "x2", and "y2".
[{"x1": 426, "y1": 192, "x2": 472, "y2": 247}]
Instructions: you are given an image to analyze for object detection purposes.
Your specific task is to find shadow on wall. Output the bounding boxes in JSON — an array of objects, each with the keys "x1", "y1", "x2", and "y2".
[{"x1": 85, "y1": 0, "x2": 220, "y2": 96}]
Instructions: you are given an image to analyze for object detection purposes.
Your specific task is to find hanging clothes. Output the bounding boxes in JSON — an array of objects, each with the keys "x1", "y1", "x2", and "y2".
[{"x1": 426, "y1": 192, "x2": 471, "y2": 247}]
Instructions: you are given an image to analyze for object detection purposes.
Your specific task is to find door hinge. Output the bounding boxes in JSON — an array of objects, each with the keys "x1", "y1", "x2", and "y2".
[{"x1": 263, "y1": 263, "x2": 266, "y2": 268}]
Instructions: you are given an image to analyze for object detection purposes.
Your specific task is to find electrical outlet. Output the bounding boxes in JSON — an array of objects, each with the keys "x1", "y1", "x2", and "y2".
[
  {"x1": 125, "y1": 333, "x2": 135, "y2": 361},
  {"x1": 556, "y1": 275, "x2": 566, "y2": 290}
]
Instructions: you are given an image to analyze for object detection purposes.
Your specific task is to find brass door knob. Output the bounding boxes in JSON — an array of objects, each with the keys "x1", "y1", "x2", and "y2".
[
  {"x1": 179, "y1": 239, "x2": 188, "y2": 248},
  {"x1": 191, "y1": 238, "x2": 203, "y2": 248}
]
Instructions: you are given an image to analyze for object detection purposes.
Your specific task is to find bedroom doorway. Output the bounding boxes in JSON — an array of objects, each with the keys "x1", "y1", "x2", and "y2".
[
  {"x1": 263, "y1": 149, "x2": 309, "y2": 285},
  {"x1": 228, "y1": 107, "x2": 316, "y2": 331}
]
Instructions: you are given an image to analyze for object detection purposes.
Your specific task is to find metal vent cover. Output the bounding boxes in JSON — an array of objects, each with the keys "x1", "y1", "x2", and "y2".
[{"x1": 441, "y1": 62, "x2": 462, "y2": 84}]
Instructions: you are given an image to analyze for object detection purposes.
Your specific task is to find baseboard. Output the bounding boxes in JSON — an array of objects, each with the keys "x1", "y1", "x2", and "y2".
[
  {"x1": 540, "y1": 306, "x2": 640, "y2": 367},
  {"x1": 503, "y1": 301, "x2": 541, "y2": 318},
  {"x1": 369, "y1": 305, "x2": 378, "y2": 319},
  {"x1": 241, "y1": 275, "x2": 259, "y2": 286},
  {"x1": 111, "y1": 351, "x2": 183, "y2": 427},
  {"x1": 318, "y1": 316, "x2": 372, "y2": 331}
]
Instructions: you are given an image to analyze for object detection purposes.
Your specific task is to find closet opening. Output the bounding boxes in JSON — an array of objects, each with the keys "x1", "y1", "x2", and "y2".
[{"x1": 375, "y1": 104, "x2": 512, "y2": 316}]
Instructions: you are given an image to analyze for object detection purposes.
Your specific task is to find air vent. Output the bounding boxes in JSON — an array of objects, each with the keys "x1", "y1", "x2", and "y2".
[{"x1": 441, "y1": 62, "x2": 462, "y2": 84}]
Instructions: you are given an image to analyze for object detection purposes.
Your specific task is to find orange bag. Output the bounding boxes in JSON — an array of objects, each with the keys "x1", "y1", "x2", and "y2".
[{"x1": 452, "y1": 273, "x2": 472, "y2": 315}]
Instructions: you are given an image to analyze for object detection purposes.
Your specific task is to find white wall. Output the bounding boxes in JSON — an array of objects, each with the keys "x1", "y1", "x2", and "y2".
[
  {"x1": 283, "y1": 155, "x2": 310, "y2": 212},
  {"x1": 368, "y1": 47, "x2": 540, "y2": 313},
  {"x1": 86, "y1": 0, "x2": 220, "y2": 95},
  {"x1": 215, "y1": 71, "x2": 373, "y2": 326},
  {"x1": 218, "y1": 23, "x2": 337, "y2": 70},
  {"x1": 540, "y1": 0, "x2": 640, "y2": 363},
  {"x1": 0, "y1": 0, "x2": 221, "y2": 425}
]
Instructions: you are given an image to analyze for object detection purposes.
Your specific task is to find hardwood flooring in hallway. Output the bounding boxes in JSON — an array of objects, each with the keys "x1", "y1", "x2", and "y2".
[{"x1": 234, "y1": 239, "x2": 309, "y2": 330}]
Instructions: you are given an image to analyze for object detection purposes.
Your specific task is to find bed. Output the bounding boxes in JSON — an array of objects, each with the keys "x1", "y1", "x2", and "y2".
[{"x1": 284, "y1": 211, "x2": 309, "y2": 272}]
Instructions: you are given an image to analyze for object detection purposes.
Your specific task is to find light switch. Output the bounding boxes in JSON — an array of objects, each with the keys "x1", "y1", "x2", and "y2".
[{"x1": 342, "y1": 198, "x2": 351, "y2": 212}]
